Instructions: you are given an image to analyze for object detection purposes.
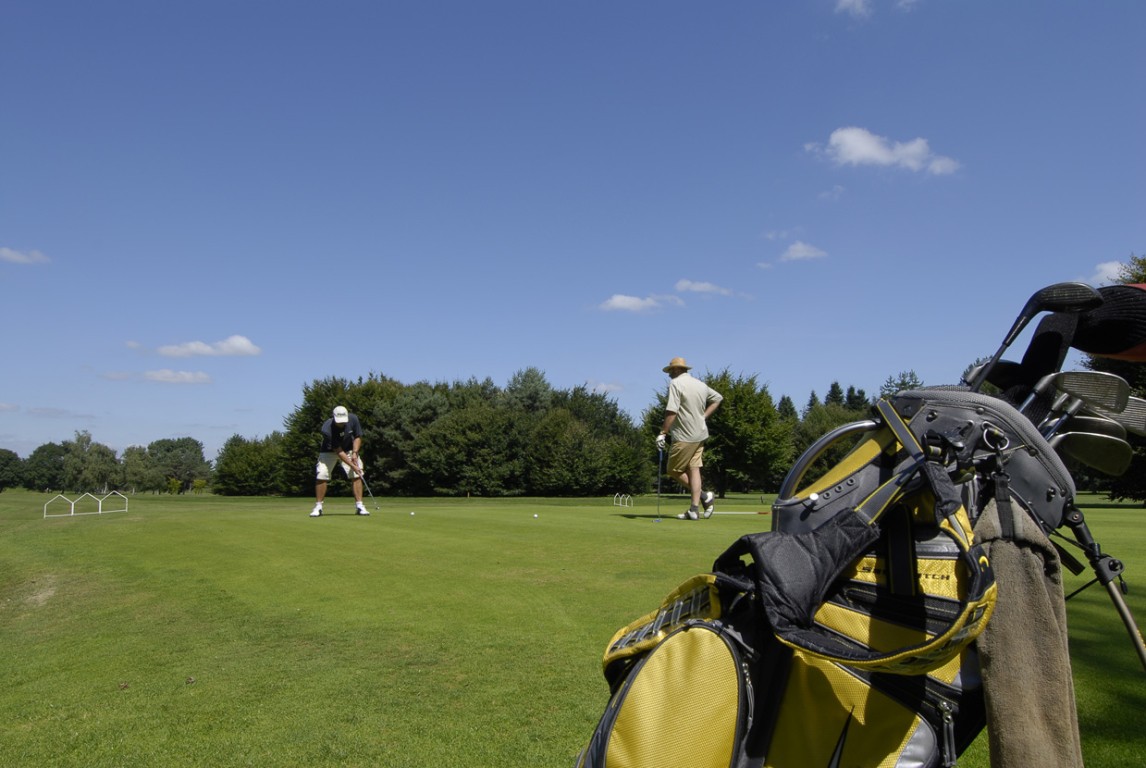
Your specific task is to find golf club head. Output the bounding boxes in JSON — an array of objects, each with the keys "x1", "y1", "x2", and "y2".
[
  {"x1": 1061, "y1": 414, "x2": 1128, "y2": 440},
  {"x1": 1048, "y1": 431, "x2": 1133, "y2": 476},
  {"x1": 1051, "y1": 370, "x2": 1131, "y2": 413},
  {"x1": 969, "y1": 282, "x2": 1103, "y2": 391},
  {"x1": 1087, "y1": 396, "x2": 1146, "y2": 437}
]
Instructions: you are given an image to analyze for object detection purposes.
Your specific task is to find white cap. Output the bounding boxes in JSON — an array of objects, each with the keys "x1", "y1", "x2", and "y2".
[{"x1": 333, "y1": 405, "x2": 349, "y2": 424}]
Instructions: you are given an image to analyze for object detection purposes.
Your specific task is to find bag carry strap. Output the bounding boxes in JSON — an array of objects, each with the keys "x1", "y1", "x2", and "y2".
[{"x1": 716, "y1": 398, "x2": 998, "y2": 674}]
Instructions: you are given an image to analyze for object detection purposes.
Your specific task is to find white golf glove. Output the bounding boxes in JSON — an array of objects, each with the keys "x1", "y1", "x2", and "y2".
[{"x1": 655, "y1": 433, "x2": 667, "y2": 451}]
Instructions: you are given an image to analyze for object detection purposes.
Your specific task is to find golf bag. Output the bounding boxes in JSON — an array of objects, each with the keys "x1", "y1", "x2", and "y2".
[{"x1": 576, "y1": 392, "x2": 1013, "y2": 768}]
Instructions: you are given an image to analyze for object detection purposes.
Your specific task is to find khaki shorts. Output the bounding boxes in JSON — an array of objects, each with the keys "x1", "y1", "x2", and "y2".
[
  {"x1": 667, "y1": 441, "x2": 704, "y2": 475},
  {"x1": 316, "y1": 452, "x2": 363, "y2": 481}
]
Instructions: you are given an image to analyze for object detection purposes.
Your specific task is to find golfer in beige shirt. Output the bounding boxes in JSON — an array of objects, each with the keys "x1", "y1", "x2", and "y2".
[{"x1": 656, "y1": 357, "x2": 722, "y2": 520}]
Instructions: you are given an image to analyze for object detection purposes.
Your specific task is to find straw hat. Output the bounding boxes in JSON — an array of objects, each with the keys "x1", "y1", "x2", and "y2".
[{"x1": 662, "y1": 357, "x2": 692, "y2": 373}]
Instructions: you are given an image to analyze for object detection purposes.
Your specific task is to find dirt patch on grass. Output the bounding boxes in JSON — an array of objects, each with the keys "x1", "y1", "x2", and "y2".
[{"x1": 23, "y1": 575, "x2": 57, "y2": 607}]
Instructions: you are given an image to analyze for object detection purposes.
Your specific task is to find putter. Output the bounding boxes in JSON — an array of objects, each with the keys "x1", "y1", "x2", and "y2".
[
  {"x1": 1049, "y1": 431, "x2": 1133, "y2": 476},
  {"x1": 969, "y1": 282, "x2": 1103, "y2": 392}
]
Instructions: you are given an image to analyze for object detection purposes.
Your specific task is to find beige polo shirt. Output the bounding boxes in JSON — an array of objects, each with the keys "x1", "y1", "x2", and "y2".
[{"x1": 665, "y1": 372, "x2": 722, "y2": 443}]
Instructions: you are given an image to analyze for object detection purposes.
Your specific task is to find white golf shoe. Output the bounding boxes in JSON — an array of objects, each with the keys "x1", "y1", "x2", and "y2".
[
  {"x1": 355, "y1": 502, "x2": 370, "y2": 516},
  {"x1": 676, "y1": 508, "x2": 699, "y2": 521},
  {"x1": 310, "y1": 504, "x2": 323, "y2": 517},
  {"x1": 702, "y1": 491, "x2": 715, "y2": 519}
]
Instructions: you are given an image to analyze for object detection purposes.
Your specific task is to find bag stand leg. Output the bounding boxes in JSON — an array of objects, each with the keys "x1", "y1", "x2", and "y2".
[{"x1": 1062, "y1": 507, "x2": 1146, "y2": 671}]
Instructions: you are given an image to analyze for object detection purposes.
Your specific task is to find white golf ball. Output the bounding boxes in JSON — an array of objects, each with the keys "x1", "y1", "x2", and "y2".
[
  {"x1": 533, "y1": 514, "x2": 538, "y2": 518},
  {"x1": 410, "y1": 511, "x2": 415, "y2": 516}
]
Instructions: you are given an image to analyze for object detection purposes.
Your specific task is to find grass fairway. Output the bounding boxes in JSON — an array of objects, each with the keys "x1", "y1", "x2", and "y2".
[{"x1": 2, "y1": 489, "x2": 1144, "y2": 767}]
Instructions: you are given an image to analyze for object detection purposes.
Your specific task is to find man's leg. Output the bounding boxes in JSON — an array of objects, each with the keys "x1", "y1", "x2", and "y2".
[
  {"x1": 312, "y1": 480, "x2": 327, "y2": 516},
  {"x1": 686, "y1": 466, "x2": 702, "y2": 508}
]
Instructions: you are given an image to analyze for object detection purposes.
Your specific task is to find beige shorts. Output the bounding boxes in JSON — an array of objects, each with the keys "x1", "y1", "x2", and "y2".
[
  {"x1": 316, "y1": 452, "x2": 363, "y2": 481},
  {"x1": 667, "y1": 441, "x2": 704, "y2": 475}
]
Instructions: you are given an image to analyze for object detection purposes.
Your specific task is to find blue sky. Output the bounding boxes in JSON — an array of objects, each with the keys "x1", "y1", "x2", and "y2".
[{"x1": 2, "y1": 1, "x2": 1143, "y2": 461}]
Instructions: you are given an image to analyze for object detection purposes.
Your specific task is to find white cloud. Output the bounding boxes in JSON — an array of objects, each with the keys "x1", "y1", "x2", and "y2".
[
  {"x1": 780, "y1": 241, "x2": 828, "y2": 262},
  {"x1": 675, "y1": 279, "x2": 731, "y2": 296},
  {"x1": 0, "y1": 403, "x2": 18, "y2": 412},
  {"x1": 810, "y1": 127, "x2": 960, "y2": 175},
  {"x1": 589, "y1": 380, "x2": 623, "y2": 395},
  {"x1": 146, "y1": 370, "x2": 213, "y2": 384},
  {"x1": 600, "y1": 294, "x2": 661, "y2": 312},
  {"x1": 158, "y1": 335, "x2": 262, "y2": 357},
  {"x1": 836, "y1": 0, "x2": 920, "y2": 17},
  {"x1": 1, "y1": 247, "x2": 50, "y2": 264},
  {"x1": 836, "y1": 0, "x2": 872, "y2": 18},
  {"x1": 1090, "y1": 261, "x2": 1125, "y2": 286}
]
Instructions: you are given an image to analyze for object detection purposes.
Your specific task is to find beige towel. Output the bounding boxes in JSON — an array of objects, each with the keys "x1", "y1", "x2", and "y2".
[{"x1": 974, "y1": 497, "x2": 1085, "y2": 767}]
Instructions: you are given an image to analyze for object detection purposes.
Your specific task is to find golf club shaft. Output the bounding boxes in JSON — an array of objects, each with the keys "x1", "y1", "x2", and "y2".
[
  {"x1": 656, "y1": 448, "x2": 663, "y2": 520},
  {"x1": 355, "y1": 462, "x2": 378, "y2": 508}
]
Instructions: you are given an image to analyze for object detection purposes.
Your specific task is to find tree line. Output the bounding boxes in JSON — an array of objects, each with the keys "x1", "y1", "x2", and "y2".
[
  {"x1": 1, "y1": 367, "x2": 927, "y2": 498},
  {"x1": 0, "y1": 434, "x2": 211, "y2": 495}
]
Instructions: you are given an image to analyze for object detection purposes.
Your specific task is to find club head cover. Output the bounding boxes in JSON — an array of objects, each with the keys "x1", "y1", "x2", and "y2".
[{"x1": 1073, "y1": 284, "x2": 1146, "y2": 361}]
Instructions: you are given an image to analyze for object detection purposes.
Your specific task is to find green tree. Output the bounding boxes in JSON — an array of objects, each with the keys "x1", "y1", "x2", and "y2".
[
  {"x1": 879, "y1": 370, "x2": 924, "y2": 398},
  {"x1": 149, "y1": 437, "x2": 211, "y2": 493},
  {"x1": 371, "y1": 381, "x2": 451, "y2": 495},
  {"x1": 503, "y1": 367, "x2": 554, "y2": 414},
  {"x1": 825, "y1": 381, "x2": 845, "y2": 407},
  {"x1": 213, "y1": 433, "x2": 285, "y2": 496},
  {"x1": 0, "y1": 449, "x2": 22, "y2": 492},
  {"x1": 122, "y1": 445, "x2": 165, "y2": 493},
  {"x1": 62, "y1": 431, "x2": 121, "y2": 492},
  {"x1": 21, "y1": 442, "x2": 67, "y2": 491},
  {"x1": 845, "y1": 386, "x2": 869, "y2": 411},
  {"x1": 524, "y1": 409, "x2": 607, "y2": 495},
  {"x1": 777, "y1": 395, "x2": 799, "y2": 422},
  {"x1": 408, "y1": 403, "x2": 523, "y2": 496}
]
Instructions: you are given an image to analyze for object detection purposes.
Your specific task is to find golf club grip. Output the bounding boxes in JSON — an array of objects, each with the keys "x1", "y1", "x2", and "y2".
[{"x1": 1073, "y1": 284, "x2": 1146, "y2": 360}]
